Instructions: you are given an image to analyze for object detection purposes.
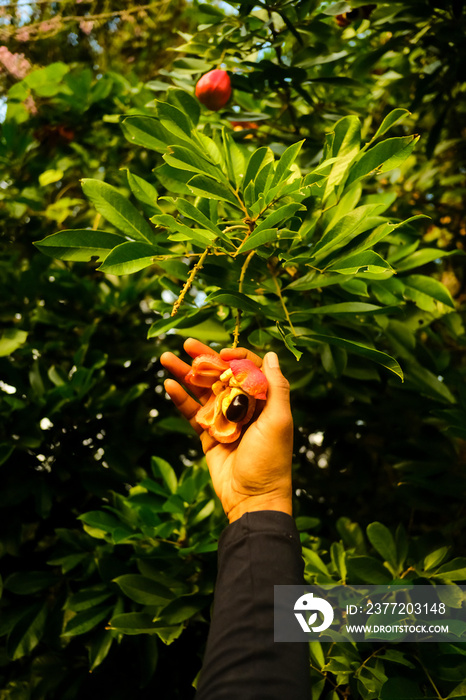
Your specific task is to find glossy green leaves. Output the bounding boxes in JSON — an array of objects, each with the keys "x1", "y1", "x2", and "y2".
[{"x1": 34, "y1": 96, "x2": 457, "y2": 386}]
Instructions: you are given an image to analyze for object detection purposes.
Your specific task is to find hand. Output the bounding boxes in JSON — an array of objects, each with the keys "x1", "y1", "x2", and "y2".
[{"x1": 160, "y1": 339, "x2": 293, "y2": 523}]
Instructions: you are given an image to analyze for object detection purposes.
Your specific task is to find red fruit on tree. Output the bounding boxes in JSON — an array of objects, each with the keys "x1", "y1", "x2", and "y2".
[{"x1": 195, "y1": 69, "x2": 232, "y2": 111}]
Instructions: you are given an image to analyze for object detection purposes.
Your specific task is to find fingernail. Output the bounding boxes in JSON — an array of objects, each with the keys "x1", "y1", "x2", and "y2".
[{"x1": 266, "y1": 352, "x2": 279, "y2": 368}]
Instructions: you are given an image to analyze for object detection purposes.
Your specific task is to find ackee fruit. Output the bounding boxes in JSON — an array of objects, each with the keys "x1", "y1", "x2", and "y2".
[
  {"x1": 195, "y1": 69, "x2": 232, "y2": 111},
  {"x1": 185, "y1": 355, "x2": 268, "y2": 443}
]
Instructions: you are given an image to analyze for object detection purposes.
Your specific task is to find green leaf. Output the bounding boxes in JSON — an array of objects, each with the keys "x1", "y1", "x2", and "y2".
[
  {"x1": 346, "y1": 556, "x2": 392, "y2": 584},
  {"x1": 156, "y1": 596, "x2": 208, "y2": 625},
  {"x1": 65, "y1": 586, "x2": 113, "y2": 612},
  {"x1": 323, "y1": 184, "x2": 362, "y2": 232},
  {"x1": 171, "y1": 197, "x2": 220, "y2": 235},
  {"x1": 187, "y1": 175, "x2": 239, "y2": 206},
  {"x1": 322, "y1": 2, "x2": 351, "y2": 16},
  {"x1": 295, "y1": 516, "x2": 320, "y2": 531},
  {"x1": 35, "y1": 229, "x2": 124, "y2": 262},
  {"x1": 122, "y1": 116, "x2": 170, "y2": 153},
  {"x1": 203, "y1": 291, "x2": 262, "y2": 314},
  {"x1": 78, "y1": 510, "x2": 123, "y2": 533},
  {"x1": 328, "y1": 250, "x2": 393, "y2": 275},
  {"x1": 402, "y1": 274, "x2": 455, "y2": 310},
  {"x1": 7, "y1": 603, "x2": 48, "y2": 660},
  {"x1": 151, "y1": 455, "x2": 177, "y2": 493},
  {"x1": 0, "y1": 328, "x2": 28, "y2": 357},
  {"x1": 298, "y1": 334, "x2": 403, "y2": 380},
  {"x1": 98, "y1": 241, "x2": 159, "y2": 275},
  {"x1": 0, "y1": 444, "x2": 14, "y2": 465},
  {"x1": 331, "y1": 115, "x2": 361, "y2": 158},
  {"x1": 347, "y1": 136, "x2": 420, "y2": 186},
  {"x1": 147, "y1": 310, "x2": 204, "y2": 339},
  {"x1": 151, "y1": 213, "x2": 216, "y2": 245},
  {"x1": 243, "y1": 147, "x2": 274, "y2": 190},
  {"x1": 285, "y1": 272, "x2": 352, "y2": 291},
  {"x1": 164, "y1": 145, "x2": 222, "y2": 180},
  {"x1": 174, "y1": 319, "x2": 230, "y2": 344},
  {"x1": 81, "y1": 179, "x2": 155, "y2": 243},
  {"x1": 434, "y1": 558, "x2": 466, "y2": 581},
  {"x1": 156, "y1": 100, "x2": 194, "y2": 138},
  {"x1": 448, "y1": 680, "x2": 466, "y2": 698},
  {"x1": 371, "y1": 109, "x2": 411, "y2": 141},
  {"x1": 63, "y1": 605, "x2": 113, "y2": 637},
  {"x1": 395, "y1": 248, "x2": 464, "y2": 272},
  {"x1": 109, "y1": 613, "x2": 162, "y2": 634},
  {"x1": 311, "y1": 204, "x2": 382, "y2": 261},
  {"x1": 336, "y1": 517, "x2": 366, "y2": 554},
  {"x1": 321, "y1": 116, "x2": 361, "y2": 201},
  {"x1": 424, "y1": 547, "x2": 450, "y2": 570},
  {"x1": 39, "y1": 168, "x2": 64, "y2": 186},
  {"x1": 321, "y1": 343, "x2": 347, "y2": 377},
  {"x1": 366, "y1": 522, "x2": 398, "y2": 572},
  {"x1": 4, "y1": 571, "x2": 56, "y2": 595},
  {"x1": 302, "y1": 547, "x2": 331, "y2": 577},
  {"x1": 296, "y1": 50, "x2": 348, "y2": 68},
  {"x1": 89, "y1": 630, "x2": 113, "y2": 672},
  {"x1": 276, "y1": 322, "x2": 303, "y2": 360},
  {"x1": 330, "y1": 541, "x2": 347, "y2": 581},
  {"x1": 222, "y1": 127, "x2": 246, "y2": 188},
  {"x1": 306, "y1": 302, "x2": 384, "y2": 315},
  {"x1": 404, "y1": 362, "x2": 455, "y2": 404},
  {"x1": 271, "y1": 140, "x2": 305, "y2": 187},
  {"x1": 235, "y1": 229, "x2": 283, "y2": 255},
  {"x1": 254, "y1": 202, "x2": 305, "y2": 237},
  {"x1": 166, "y1": 88, "x2": 200, "y2": 126},
  {"x1": 124, "y1": 170, "x2": 160, "y2": 212},
  {"x1": 114, "y1": 574, "x2": 174, "y2": 605},
  {"x1": 379, "y1": 649, "x2": 415, "y2": 668}
]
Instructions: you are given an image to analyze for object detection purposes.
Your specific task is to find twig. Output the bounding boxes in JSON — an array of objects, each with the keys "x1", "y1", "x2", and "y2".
[
  {"x1": 170, "y1": 246, "x2": 210, "y2": 317},
  {"x1": 92, "y1": 213, "x2": 101, "y2": 230},
  {"x1": 272, "y1": 273, "x2": 296, "y2": 335},
  {"x1": 222, "y1": 224, "x2": 248, "y2": 234},
  {"x1": 232, "y1": 250, "x2": 255, "y2": 348},
  {"x1": 1, "y1": 1, "x2": 166, "y2": 37},
  {"x1": 414, "y1": 655, "x2": 445, "y2": 700}
]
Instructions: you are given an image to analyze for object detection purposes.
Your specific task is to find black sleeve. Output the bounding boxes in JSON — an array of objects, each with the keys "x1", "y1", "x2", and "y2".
[{"x1": 195, "y1": 510, "x2": 311, "y2": 700}]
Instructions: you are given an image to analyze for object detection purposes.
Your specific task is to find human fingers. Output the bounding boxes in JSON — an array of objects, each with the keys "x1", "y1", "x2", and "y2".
[
  {"x1": 258, "y1": 352, "x2": 292, "y2": 429},
  {"x1": 219, "y1": 346, "x2": 263, "y2": 367},
  {"x1": 160, "y1": 351, "x2": 210, "y2": 403},
  {"x1": 164, "y1": 378, "x2": 233, "y2": 455},
  {"x1": 163, "y1": 379, "x2": 203, "y2": 435},
  {"x1": 183, "y1": 337, "x2": 219, "y2": 360}
]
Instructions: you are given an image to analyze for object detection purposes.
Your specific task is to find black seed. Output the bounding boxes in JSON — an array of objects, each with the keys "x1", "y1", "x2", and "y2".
[{"x1": 225, "y1": 394, "x2": 249, "y2": 422}]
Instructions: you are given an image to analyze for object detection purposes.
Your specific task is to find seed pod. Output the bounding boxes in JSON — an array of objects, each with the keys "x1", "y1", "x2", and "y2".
[
  {"x1": 185, "y1": 356, "x2": 265, "y2": 443},
  {"x1": 225, "y1": 393, "x2": 249, "y2": 423}
]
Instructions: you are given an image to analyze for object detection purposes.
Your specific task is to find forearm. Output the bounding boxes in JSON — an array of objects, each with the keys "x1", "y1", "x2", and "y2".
[{"x1": 195, "y1": 511, "x2": 311, "y2": 700}]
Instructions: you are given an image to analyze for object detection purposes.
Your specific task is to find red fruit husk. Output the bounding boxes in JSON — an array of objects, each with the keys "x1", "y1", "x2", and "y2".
[
  {"x1": 184, "y1": 354, "x2": 229, "y2": 388},
  {"x1": 195, "y1": 69, "x2": 231, "y2": 111},
  {"x1": 229, "y1": 359, "x2": 268, "y2": 400},
  {"x1": 185, "y1": 355, "x2": 268, "y2": 442}
]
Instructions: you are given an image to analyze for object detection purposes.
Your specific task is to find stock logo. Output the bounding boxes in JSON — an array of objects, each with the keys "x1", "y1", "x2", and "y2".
[{"x1": 294, "y1": 592, "x2": 334, "y2": 633}]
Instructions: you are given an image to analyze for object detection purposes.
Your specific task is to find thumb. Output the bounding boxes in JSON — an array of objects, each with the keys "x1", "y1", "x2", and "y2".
[{"x1": 260, "y1": 352, "x2": 292, "y2": 423}]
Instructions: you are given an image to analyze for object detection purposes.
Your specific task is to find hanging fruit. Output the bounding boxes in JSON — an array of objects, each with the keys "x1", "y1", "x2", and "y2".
[{"x1": 195, "y1": 69, "x2": 232, "y2": 111}]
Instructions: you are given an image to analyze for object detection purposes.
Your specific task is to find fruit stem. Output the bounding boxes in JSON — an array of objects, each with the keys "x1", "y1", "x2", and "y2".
[
  {"x1": 272, "y1": 272, "x2": 296, "y2": 336},
  {"x1": 232, "y1": 250, "x2": 255, "y2": 348}
]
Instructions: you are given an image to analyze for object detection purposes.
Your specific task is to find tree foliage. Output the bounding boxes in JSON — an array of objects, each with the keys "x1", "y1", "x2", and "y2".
[{"x1": 1, "y1": 1, "x2": 466, "y2": 699}]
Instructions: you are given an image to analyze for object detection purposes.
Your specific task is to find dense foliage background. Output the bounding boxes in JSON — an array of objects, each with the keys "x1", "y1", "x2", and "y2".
[{"x1": 1, "y1": 1, "x2": 465, "y2": 698}]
